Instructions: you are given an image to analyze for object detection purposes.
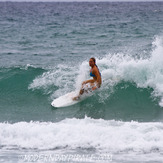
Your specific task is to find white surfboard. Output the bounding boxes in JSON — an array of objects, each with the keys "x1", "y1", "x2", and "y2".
[{"x1": 51, "y1": 91, "x2": 79, "y2": 108}]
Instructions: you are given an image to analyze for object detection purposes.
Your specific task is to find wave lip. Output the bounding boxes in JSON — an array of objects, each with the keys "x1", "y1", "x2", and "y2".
[{"x1": 97, "y1": 36, "x2": 163, "y2": 107}]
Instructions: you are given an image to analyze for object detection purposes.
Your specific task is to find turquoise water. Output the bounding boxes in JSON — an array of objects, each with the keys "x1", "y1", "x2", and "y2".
[{"x1": 1, "y1": 2, "x2": 163, "y2": 162}]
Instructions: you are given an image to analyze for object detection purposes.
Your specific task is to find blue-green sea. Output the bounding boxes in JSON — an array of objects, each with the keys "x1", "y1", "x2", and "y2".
[{"x1": 1, "y1": 2, "x2": 163, "y2": 162}]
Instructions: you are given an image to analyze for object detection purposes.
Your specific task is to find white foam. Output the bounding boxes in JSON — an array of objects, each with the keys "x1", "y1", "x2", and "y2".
[
  {"x1": 96, "y1": 36, "x2": 163, "y2": 106},
  {"x1": 0, "y1": 117, "x2": 163, "y2": 154},
  {"x1": 28, "y1": 65, "x2": 78, "y2": 97}
]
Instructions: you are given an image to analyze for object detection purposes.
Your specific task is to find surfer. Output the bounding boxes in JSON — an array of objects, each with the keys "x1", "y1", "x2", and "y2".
[{"x1": 73, "y1": 57, "x2": 102, "y2": 100}]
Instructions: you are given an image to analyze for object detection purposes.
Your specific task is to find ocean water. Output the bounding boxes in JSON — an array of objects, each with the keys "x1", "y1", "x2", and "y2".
[{"x1": 1, "y1": 2, "x2": 163, "y2": 162}]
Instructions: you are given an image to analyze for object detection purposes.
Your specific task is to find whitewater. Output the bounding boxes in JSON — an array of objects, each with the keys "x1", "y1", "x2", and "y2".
[{"x1": 0, "y1": 117, "x2": 163, "y2": 162}]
